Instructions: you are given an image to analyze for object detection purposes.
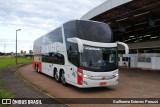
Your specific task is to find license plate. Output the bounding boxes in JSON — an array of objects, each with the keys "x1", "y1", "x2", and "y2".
[{"x1": 99, "y1": 82, "x2": 107, "y2": 86}]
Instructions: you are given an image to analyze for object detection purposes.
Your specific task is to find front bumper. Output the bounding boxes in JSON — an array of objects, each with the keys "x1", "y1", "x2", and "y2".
[{"x1": 76, "y1": 76, "x2": 119, "y2": 88}]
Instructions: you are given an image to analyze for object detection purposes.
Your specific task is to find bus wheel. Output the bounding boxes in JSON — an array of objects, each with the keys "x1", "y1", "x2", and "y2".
[
  {"x1": 55, "y1": 69, "x2": 60, "y2": 82},
  {"x1": 36, "y1": 66, "x2": 40, "y2": 73},
  {"x1": 61, "y1": 71, "x2": 67, "y2": 86},
  {"x1": 36, "y1": 65, "x2": 38, "y2": 72}
]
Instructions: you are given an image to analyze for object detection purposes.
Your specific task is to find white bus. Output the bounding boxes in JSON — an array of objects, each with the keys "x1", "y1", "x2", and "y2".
[{"x1": 33, "y1": 20, "x2": 129, "y2": 88}]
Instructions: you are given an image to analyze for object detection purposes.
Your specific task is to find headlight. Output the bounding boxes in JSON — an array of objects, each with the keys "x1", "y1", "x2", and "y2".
[
  {"x1": 83, "y1": 74, "x2": 91, "y2": 79},
  {"x1": 83, "y1": 74, "x2": 87, "y2": 78},
  {"x1": 114, "y1": 73, "x2": 119, "y2": 77}
]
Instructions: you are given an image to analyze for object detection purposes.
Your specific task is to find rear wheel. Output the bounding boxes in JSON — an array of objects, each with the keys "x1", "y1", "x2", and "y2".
[
  {"x1": 55, "y1": 69, "x2": 60, "y2": 82},
  {"x1": 53, "y1": 70, "x2": 55, "y2": 79},
  {"x1": 36, "y1": 65, "x2": 38, "y2": 72},
  {"x1": 61, "y1": 71, "x2": 68, "y2": 86},
  {"x1": 36, "y1": 66, "x2": 40, "y2": 73}
]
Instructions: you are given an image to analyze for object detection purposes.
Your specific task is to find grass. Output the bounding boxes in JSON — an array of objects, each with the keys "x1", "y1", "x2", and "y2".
[
  {"x1": 0, "y1": 57, "x2": 33, "y2": 106},
  {"x1": 0, "y1": 57, "x2": 33, "y2": 71}
]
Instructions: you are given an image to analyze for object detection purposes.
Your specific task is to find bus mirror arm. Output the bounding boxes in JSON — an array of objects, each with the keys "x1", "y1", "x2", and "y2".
[
  {"x1": 117, "y1": 42, "x2": 129, "y2": 54},
  {"x1": 67, "y1": 38, "x2": 83, "y2": 53}
]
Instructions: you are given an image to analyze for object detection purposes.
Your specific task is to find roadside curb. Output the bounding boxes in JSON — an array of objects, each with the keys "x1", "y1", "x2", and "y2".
[{"x1": 15, "y1": 64, "x2": 71, "y2": 107}]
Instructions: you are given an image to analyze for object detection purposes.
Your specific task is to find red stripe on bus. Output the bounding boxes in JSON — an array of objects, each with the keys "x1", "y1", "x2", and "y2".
[
  {"x1": 77, "y1": 68, "x2": 83, "y2": 85},
  {"x1": 32, "y1": 61, "x2": 42, "y2": 72}
]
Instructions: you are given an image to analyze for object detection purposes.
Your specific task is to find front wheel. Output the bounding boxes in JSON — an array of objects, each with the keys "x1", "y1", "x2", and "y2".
[{"x1": 61, "y1": 71, "x2": 68, "y2": 86}]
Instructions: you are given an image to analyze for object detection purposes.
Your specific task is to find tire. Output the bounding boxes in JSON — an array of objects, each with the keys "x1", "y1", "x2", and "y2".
[
  {"x1": 55, "y1": 69, "x2": 60, "y2": 82},
  {"x1": 61, "y1": 71, "x2": 68, "y2": 86},
  {"x1": 36, "y1": 66, "x2": 38, "y2": 72},
  {"x1": 53, "y1": 70, "x2": 55, "y2": 79},
  {"x1": 36, "y1": 65, "x2": 40, "y2": 73}
]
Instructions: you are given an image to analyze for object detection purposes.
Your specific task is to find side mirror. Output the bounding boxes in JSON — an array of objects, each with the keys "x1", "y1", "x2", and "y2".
[
  {"x1": 67, "y1": 38, "x2": 83, "y2": 53},
  {"x1": 117, "y1": 42, "x2": 129, "y2": 54}
]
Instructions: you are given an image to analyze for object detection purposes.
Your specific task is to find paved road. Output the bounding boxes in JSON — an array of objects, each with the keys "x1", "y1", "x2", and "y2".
[
  {"x1": 0, "y1": 67, "x2": 66, "y2": 107},
  {"x1": 19, "y1": 65, "x2": 160, "y2": 107}
]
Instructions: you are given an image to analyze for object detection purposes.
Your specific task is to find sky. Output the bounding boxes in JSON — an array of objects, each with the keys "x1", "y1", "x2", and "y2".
[{"x1": 0, "y1": 0, "x2": 107, "y2": 53}]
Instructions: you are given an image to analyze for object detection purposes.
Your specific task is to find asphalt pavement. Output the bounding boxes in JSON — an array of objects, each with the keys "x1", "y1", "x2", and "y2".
[{"x1": 18, "y1": 65, "x2": 160, "y2": 107}]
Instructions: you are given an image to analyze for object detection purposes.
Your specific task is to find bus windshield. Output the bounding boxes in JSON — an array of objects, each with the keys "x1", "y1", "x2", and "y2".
[{"x1": 80, "y1": 45, "x2": 118, "y2": 72}]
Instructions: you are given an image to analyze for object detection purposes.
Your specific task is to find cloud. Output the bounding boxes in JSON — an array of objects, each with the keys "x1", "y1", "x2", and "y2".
[{"x1": 0, "y1": 0, "x2": 106, "y2": 53}]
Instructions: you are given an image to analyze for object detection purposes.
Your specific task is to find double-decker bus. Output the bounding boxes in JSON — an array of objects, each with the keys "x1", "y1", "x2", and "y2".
[{"x1": 33, "y1": 20, "x2": 129, "y2": 88}]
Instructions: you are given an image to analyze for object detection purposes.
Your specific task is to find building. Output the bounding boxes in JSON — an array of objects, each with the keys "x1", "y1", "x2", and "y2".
[{"x1": 81, "y1": 0, "x2": 160, "y2": 69}]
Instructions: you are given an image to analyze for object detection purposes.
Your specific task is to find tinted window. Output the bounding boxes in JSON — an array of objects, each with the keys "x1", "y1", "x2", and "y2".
[
  {"x1": 76, "y1": 21, "x2": 112, "y2": 43},
  {"x1": 42, "y1": 52, "x2": 64, "y2": 65},
  {"x1": 63, "y1": 21, "x2": 79, "y2": 67},
  {"x1": 63, "y1": 20, "x2": 112, "y2": 43},
  {"x1": 63, "y1": 21, "x2": 77, "y2": 39},
  {"x1": 42, "y1": 27, "x2": 63, "y2": 48},
  {"x1": 48, "y1": 27, "x2": 63, "y2": 43},
  {"x1": 67, "y1": 43, "x2": 79, "y2": 67},
  {"x1": 80, "y1": 46, "x2": 118, "y2": 72}
]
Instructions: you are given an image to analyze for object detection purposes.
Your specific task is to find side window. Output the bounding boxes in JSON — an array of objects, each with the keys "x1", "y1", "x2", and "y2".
[
  {"x1": 67, "y1": 43, "x2": 79, "y2": 67},
  {"x1": 48, "y1": 53, "x2": 55, "y2": 63},
  {"x1": 55, "y1": 53, "x2": 65, "y2": 65},
  {"x1": 42, "y1": 53, "x2": 49, "y2": 62},
  {"x1": 49, "y1": 28, "x2": 63, "y2": 43},
  {"x1": 42, "y1": 52, "x2": 64, "y2": 65},
  {"x1": 122, "y1": 57, "x2": 125, "y2": 61},
  {"x1": 64, "y1": 21, "x2": 79, "y2": 67},
  {"x1": 122, "y1": 57, "x2": 129, "y2": 61}
]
